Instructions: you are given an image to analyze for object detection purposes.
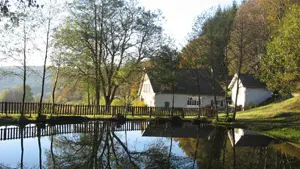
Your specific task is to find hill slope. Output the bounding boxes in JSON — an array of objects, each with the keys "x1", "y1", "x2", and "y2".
[
  {"x1": 237, "y1": 96, "x2": 300, "y2": 120},
  {"x1": 0, "y1": 66, "x2": 53, "y2": 97},
  {"x1": 235, "y1": 96, "x2": 300, "y2": 143}
]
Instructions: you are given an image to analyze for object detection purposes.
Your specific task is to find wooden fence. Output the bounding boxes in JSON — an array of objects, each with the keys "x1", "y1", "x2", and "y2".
[
  {"x1": 0, "y1": 121, "x2": 149, "y2": 141},
  {"x1": 0, "y1": 102, "x2": 215, "y2": 118}
]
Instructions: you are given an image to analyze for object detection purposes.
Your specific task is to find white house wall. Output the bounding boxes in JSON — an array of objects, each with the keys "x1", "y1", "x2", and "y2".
[
  {"x1": 139, "y1": 74, "x2": 156, "y2": 107},
  {"x1": 245, "y1": 88, "x2": 272, "y2": 106},
  {"x1": 231, "y1": 81, "x2": 246, "y2": 107},
  {"x1": 155, "y1": 94, "x2": 225, "y2": 108}
]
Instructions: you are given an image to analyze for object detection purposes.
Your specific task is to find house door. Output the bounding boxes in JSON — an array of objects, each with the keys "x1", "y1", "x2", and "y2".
[{"x1": 164, "y1": 102, "x2": 170, "y2": 108}]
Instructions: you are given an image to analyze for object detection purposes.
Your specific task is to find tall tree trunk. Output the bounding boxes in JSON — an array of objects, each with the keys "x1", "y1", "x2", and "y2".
[
  {"x1": 223, "y1": 47, "x2": 229, "y2": 120},
  {"x1": 211, "y1": 48, "x2": 218, "y2": 121},
  {"x1": 171, "y1": 82, "x2": 174, "y2": 117},
  {"x1": 168, "y1": 137, "x2": 173, "y2": 168},
  {"x1": 195, "y1": 70, "x2": 201, "y2": 118},
  {"x1": 51, "y1": 66, "x2": 60, "y2": 116},
  {"x1": 232, "y1": 129, "x2": 236, "y2": 169},
  {"x1": 192, "y1": 138, "x2": 200, "y2": 169},
  {"x1": 20, "y1": 126, "x2": 24, "y2": 169},
  {"x1": 93, "y1": 1, "x2": 103, "y2": 114},
  {"x1": 37, "y1": 126, "x2": 42, "y2": 169},
  {"x1": 233, "y1": 54, "x2": 243, "y2": 120},
  {"x1": 22, "y1": 21, "x2": 27, "y2": 117},
  {"x1": 38, "y1": 16, "x2": 51, "y2": 117},
  {"x1": 208, "y1": 20, "x2": 219, "y2": 121},
  {"x1": 105, "y1": 96, "x2": 113, "y2": 113},
  {"x1": 87, "y1": 84, "x2": 91, "y2": 106},
  {"x1": 232, "y1": 16, "x2": 245, "y2": 121},
  {"x1": 50, "y1": 127, "x2": 56, "y2": 169},
  {"x1": 222, "y1": 133, "x2": 227, "y2": 169}
]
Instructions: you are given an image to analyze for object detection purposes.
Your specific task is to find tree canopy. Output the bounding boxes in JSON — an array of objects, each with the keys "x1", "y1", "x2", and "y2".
[
  {"x1": 0, "y1": 84, "x2": 34, "y2": 102},
  {"x1": 260, "y1": 4, "x2": 300, "y2": 94},
  {"x1": 54, "y1": 0, "x2": 165, "y2": 107}
]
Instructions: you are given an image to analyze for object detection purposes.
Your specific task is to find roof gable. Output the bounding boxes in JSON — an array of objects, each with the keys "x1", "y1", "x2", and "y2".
[{"x1": 229, "y1": 74, "x2": 267, "y2": 89}]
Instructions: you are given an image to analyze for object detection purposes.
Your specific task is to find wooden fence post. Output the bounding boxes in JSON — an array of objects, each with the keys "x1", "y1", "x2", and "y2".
[
  {"x1": 131, "y1": 107, "x2": 134, "y2": 117},
  {"x1": 112, "y1": 106, "x2": 115, "y2": 117},
  {"x1": 181, "y1": 109, "x2": 185, "y2": 118},
  {"x1": 4, "y1": 102, "x2": 7, "y2": 117},
  {"x1": 149, "y1": 107, "x2": 152, "y2": 118}
]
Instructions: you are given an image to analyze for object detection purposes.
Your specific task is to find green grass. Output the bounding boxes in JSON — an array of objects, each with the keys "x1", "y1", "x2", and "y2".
[
  {"x1": 236, "y1": 96, "x2": 300, "y2": 120},
  {"x1": 217, "y1": 96, "x2": 300, "y2": 143}
]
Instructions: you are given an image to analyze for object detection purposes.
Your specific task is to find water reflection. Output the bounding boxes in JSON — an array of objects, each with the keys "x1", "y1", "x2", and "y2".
[
  {"x1": 0, "y1": 121, "x2": 299, "y2": 169},
  {"x1": 45, "y1": 121, "x2": 193, "y2": 169}
]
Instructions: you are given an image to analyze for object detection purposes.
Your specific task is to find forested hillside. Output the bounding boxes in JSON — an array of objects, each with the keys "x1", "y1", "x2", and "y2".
[{"x1": 0, "y1": 66, "x2": 52, "y2": 97}]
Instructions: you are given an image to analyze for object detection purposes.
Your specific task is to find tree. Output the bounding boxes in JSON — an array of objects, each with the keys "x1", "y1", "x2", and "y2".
[
  {"x1": 0, "y1": 84, "x2": 34, "y2": 102},
  {"x1": 0, "y1": 1, "x2": 41, "y2": 116},
  {"x1": 260, "y1": 4, "x2": 300, "y2": 94},
  {"x1": 115, "y1": 63, "x2": 144, "y2": 109},
  {"x1": 228, "y1": 0, "x2": 268, "y2": 120},
  {"x1": 180, "y1": 36, "x2": 210, "y2": 117},
  {"x1": 258, "y1": 0, "x2": 300, "y2": 34},
  {"x1": 54, "y1": 0, "x2": 164, "y2": 109},
  {"x1": 49, "y1": 63, "x2": 60, "y2": 116},
  {"x1": 37, "y1": 0, "x2": 60, "y2": 117},
  {"x1": 181, "y1": 4, "x2": 238, "y2": 120},
  {"x1": 150, "y1": 45, "x2": 178, "y2": 114}
]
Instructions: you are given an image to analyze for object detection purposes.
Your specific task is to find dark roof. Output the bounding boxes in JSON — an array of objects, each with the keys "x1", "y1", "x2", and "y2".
[
  {"x1": 240, "y1": 74, "x2": 267, "y2": 88},
  {"x1": 147, "y1": 69, "x2": 224, "y2": 95},
  {"x1": 228, "y1": 129, "x2": 273, "y2": 147},
  {"x1": 142, "y1": 122, "x2": 215, "y2": 138}
]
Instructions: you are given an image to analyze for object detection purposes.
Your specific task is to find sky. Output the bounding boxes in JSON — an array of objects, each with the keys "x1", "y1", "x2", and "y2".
[
  {"x1": 140, "y1": 0, "x2": 239, "y2": 48},
  {"x1": 0, "y1": 0, "x2": 240, "y2": 66}
]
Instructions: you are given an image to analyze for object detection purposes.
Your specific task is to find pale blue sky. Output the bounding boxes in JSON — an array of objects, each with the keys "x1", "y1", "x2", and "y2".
[{"x1": 140, "y1": 0, "x2": 240, "y2": 48}]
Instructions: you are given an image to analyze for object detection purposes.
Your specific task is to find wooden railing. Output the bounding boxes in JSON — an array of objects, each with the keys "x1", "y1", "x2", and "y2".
[{"x1": 0, "y1": 102, "x2": 215, "y2": 117}]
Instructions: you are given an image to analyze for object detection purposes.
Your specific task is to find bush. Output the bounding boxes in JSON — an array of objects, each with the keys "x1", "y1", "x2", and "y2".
[
  {"x1": 0, "y1": 85, "x2": 34, "y2": 102},
  {"x1": 132, "y1": 100, "x2": 147, "y2": 107},
  {"x1": 111, "y1": 98, "x2": 125, "y2": 106}
]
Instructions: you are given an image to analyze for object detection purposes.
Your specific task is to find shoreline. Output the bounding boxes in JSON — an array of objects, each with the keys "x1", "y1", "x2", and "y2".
[{"x1": 1, "y1": 114, "x2": 299, "y2": 144}]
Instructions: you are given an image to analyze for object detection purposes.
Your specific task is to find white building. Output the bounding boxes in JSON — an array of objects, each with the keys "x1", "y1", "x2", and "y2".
[
  {"x1": 229, "y1": 74, "x2": 272, "y2": 108},
  {"x1": 139, "y1": 69, "x2": 225, "y2": 109}
]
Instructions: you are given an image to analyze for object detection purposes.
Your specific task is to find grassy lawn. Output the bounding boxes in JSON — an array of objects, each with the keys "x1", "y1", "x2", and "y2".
[{"x1": 217, "y1": 96, "x2": 300, "y2": 143}]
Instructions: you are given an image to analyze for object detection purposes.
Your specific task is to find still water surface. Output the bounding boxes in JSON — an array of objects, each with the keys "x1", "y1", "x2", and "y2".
[{"x1": 0, "y1": 121, "x2": 299, "y2": 169}]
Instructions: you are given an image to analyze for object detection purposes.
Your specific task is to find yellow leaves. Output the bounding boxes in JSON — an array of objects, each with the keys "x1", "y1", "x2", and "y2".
[{"x1": 179, "y1": 36, "x2": 210, "y2": 69}]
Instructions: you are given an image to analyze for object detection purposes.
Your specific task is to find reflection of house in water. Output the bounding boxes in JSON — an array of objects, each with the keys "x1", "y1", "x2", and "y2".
[
  {"x1": 142, "y1": 122, "x2": 215, "y2": 138},
  {"x1": 228, "y1": 128, "x2": 273, "y2": 147}
]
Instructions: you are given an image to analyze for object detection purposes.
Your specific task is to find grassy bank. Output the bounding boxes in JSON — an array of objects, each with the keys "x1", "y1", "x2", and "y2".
[
  {"x1": 0, "y1": 113, "x2": 202, "y2": 126},
  {"x1": 218, "y1": 96, "x2": 300, "y2": 143}
]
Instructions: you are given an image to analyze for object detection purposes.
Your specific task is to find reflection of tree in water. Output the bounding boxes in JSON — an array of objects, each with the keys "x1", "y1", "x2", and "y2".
[
  {"x1": 46, "y1": 121, "x2": 194, "y2": 169},
  {"x1": 176, "y1": 127, "x2": 226, "y2": 169},
  {"x1": 177, "y1": 127, "x2": 300, "y2": 169}
]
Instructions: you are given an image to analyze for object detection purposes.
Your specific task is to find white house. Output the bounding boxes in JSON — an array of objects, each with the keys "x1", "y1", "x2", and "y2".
[
  {"x1": 229, "y1": 74, "x2": 272, "y2": 108},
  {"x1": 139, "y1": 69, "x2": 225, "y2": 109}
]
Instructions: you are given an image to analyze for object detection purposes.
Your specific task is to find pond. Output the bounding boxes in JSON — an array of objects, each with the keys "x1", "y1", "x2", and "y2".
[{"x1": 0, "y1": 121, "x2": 300, "y2": 169}]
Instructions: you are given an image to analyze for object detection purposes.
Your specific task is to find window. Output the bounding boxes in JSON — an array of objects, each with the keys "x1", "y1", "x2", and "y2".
[
  {"x1": 187, "y1": 97, "x2": 199, "y2": 106},
  {"x1": 164, "y1": 102, "x2": 170, "y2": 108},
  {"x1": 143, "y1": 84, "x2": 150, "y2": 92},
  {"x1": 211, "y1": 100, "x2": 225, "y2": 107}
]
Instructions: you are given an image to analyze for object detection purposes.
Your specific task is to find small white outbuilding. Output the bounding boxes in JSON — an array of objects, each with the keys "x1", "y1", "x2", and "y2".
[{"x1": 228, "y1": 74, "x2": 272, "y2": 108}]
